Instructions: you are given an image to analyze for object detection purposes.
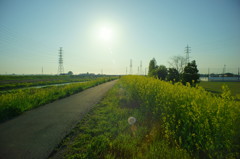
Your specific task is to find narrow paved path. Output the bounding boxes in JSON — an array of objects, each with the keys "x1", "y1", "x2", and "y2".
[{"x1": 0, "y1": 80, "x2": 117, "y2": 159}]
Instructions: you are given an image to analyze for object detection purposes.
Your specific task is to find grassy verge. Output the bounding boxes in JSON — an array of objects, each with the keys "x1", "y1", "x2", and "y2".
[
  {"x1": 50, "y1": 78, "x2": 190, "y2": 159},
  {"x1": 0, "y1": 77, "x2": 116, "y2": 122},
  {"x1": 51, "y1": 76, "x2": 240, "y2": 159}
]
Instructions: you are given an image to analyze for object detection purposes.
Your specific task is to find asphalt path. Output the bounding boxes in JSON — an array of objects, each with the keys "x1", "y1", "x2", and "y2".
[{"x1": 0, "y1": 80, "x2": 117, "y2": 159}]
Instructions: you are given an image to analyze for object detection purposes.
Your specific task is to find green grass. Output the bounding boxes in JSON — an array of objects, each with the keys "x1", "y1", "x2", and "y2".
[
  {"x1": 0, "y1": 77, "x2": 116, "y2": 122},
  {"x1": 199, "y1": 81, "x2": 240, "y2": 99}
]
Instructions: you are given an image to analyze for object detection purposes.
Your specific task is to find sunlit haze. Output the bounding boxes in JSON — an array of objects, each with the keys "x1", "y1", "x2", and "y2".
[{"x1": 0, "y1": 0, "x2": 239, "y2": 75}]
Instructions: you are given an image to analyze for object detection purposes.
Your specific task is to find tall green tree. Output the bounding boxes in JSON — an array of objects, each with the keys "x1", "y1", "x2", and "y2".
[
  {"x1": 167, "y1": 68, "x2": 180, "y2": 82},
  {"x1": 182, "y1": 60, "x2": 200, "y2": 86},
  {"x1": 156, "y1": 65, "x2": 168, "y2": 80},
  {"x1": 148, "y1": 58, "x2": 157, "y2": 77}
]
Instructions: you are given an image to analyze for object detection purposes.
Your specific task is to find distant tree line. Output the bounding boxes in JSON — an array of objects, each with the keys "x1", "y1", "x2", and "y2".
[
  {"x1": 148, "y1": 56, "x2": 200, "y2": 86},
  {"x1": 200, "y1": 72, "x2": 238, "y2": 77}
]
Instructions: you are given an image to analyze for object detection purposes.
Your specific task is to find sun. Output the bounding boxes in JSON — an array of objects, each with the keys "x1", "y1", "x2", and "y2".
[{"x1": 99, "y1": 26, "x2": 113, "y2": 42}]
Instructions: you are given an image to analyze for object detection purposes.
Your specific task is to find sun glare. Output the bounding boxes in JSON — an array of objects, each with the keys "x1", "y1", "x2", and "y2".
[{"x1": 99, "y1": 26, "x2": 113, "y2": 42}]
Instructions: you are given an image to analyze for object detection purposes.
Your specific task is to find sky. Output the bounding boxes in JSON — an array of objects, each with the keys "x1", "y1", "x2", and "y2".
[{"x1": 0, "y1": 0, "x2": 240, "y2": 75}]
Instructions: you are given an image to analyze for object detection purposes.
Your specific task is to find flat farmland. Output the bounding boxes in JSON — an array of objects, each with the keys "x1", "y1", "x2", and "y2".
[
  {"x1": 0, "y1": 75, "x2": 117, "y2": 122},
  {"x1": 0, "y1": 75, "x2": 104, "y2": 90},
  {"x1": 199, "y1": 81, "x2": 240, "y2": 99}
]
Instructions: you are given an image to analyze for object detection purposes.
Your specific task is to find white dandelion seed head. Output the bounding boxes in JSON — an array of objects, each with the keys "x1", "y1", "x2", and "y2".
[{"x1": 128, "y1": 117, "x2": 136, "y2": 125}]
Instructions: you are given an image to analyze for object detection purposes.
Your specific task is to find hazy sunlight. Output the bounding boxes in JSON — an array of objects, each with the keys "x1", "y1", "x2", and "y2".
[{"x1": 99, "y1": 26, "x2": 113, "y2": 42}]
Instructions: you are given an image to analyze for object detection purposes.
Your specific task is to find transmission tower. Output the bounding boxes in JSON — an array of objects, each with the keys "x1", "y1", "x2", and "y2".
[
  {"x1": 185, "y1": 45, "x2": 191, "y2": 64},
  {"x1": 222, "y1": 64, "x2": 226, "y2": 81},
  {"x1": 140, "y1": 61, "x2": 142, "y2": 75},
  {"x1": 223, "y1": 64, "x2": 226, "y2": 74},
  {"x1": 130, "y1": 59, "x2": 133, "y2": 74},
  {"x1": 58, "y1": 47, "x2": 64, "y2": 75}
]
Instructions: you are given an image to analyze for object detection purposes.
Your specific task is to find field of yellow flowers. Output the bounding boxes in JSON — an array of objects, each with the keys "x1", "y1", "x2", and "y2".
[
  {"x1": 120, "y1": 76, "x2": 240, "y2": 158},
  {"x1": 52, "y1": 76, "x2": 239, "y2": 159}
]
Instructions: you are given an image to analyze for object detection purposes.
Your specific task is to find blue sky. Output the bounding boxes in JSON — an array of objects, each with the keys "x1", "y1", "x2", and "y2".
[{"x1": 0, "y1": 0, "x2": 239, "y2": 75}]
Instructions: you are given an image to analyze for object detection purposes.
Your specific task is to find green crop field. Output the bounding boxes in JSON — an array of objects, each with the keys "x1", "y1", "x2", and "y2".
[
  {"x1": 199, "y1": 81, "x2": 240, "y2": 99},
  {"x1": 51, "y1": 76, "x2": 240, "y2": 159},
  {"x1": 0, "y1": 77, "x2": 117, "y2": 122},
  {"x1": 0, "y1": 75, "x2": 109, "y2": 90}
]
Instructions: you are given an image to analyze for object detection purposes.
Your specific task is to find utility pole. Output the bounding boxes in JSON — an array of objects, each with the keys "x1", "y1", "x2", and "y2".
[
  {"x1": 126, "y1": 67, "x2": 128, "y2": 75},
  {"x1": 238, "y1": 67, "x2": 239, "y2": 81},
  {"x1": 58, "y1": 47, "x2": 64, "y2": 75},
  {"x1": 208, "y1": 68, "x2": 210, "y2": 81},
  {"x1": 130, "y1": 59, "x2": 133, "y2": 75},
  {"x1": 42, "y1": 67, "x2": 43, "y2": 75},
  {"x1": 185, "y1": 45, "x2": 191, "y2": 65}
]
